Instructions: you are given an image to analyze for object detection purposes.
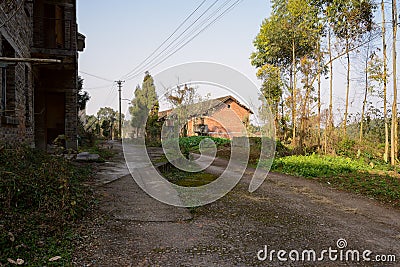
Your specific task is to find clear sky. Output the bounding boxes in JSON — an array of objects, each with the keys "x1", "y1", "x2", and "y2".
[
  {"x1": 77, "y1": 0, "x2": 272, "y2": 116},
  {"x1": 77, "y1": 1, "x2": 399, "y2": 126}
]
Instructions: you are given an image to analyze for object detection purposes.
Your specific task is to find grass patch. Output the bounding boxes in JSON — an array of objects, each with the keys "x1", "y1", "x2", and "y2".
[
  {"x1": 264, "y1": 154, "x2": 400, "y2": 207},
  {"x1": 0, "y1": 146, "x2": 94, "y2": 266},
  {"x1": 270, "y1": 154, "x2": 370, "y2": 178},
  {"x1": 161, "y1": 165, "x2": 218, "y2": 187},
  {"x1": 321, "y1": 172, "x2": 400, "y2": 207}
]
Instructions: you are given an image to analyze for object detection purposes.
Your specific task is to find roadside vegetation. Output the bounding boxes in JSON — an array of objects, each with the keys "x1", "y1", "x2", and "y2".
[
  {"x1": 150, "y1": 135, "x2": 400, "y2": 208},
  {"x1": 268, "y1": 154, "x2": 400, "y2": 208},
  {"x1": 78, "y1": 140, "x2": 115, "y2": 162},
  {"x1": 0, "y1": 146, "x2": 94, "y2": 266},
  {"x1": 178, "y1": 136, "x2": 230, "y2": 155},
  {"x1": 157, "y1": 137, "x2": 227, "y2": 187},
  {"x1": 161, "y1": 166, "x2": 218, "y2": 187}
]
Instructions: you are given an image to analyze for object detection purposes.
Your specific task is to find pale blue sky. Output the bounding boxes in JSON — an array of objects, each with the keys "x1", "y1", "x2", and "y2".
[
  {"x1": 77, "y1": 1, "x2": 399, "y2": 126},
  {"x1": 77, "y1": 0, "x2": 272, "y2": 115}
]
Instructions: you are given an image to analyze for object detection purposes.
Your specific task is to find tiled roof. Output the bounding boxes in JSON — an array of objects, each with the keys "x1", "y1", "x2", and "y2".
[{"x1": 158, "y1": 95, "x2": 252, "y2": 120}]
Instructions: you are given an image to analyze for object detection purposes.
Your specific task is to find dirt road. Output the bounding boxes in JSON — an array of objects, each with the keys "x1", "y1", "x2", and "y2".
[{"x1": 73, "y1": 144, "x2": 400, "y2": 266}]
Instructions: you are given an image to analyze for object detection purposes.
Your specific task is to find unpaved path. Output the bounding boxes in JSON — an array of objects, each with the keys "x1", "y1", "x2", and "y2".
[{"x1": 73, "y1": 144, "x2": 400, "y2": 266}]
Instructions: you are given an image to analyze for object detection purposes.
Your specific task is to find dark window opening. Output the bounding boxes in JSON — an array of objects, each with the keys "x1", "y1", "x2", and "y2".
[
  {"x1": 46, "y1": 92, "x2": 66, "y2": 145},
  {"x1": 227, "y1": 104, "x2": 231, "y2": 109},
  {"x1": 43, "y1": 4, "x2": 65, "y2": 49},
  {"x1": 1, "y1": 38, "x2": 16, "y2": 118}
]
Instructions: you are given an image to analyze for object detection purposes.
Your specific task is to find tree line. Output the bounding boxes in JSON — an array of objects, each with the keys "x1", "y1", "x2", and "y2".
[{"x1": 251, "y1": 0, "x2": 398, "y2": 164}]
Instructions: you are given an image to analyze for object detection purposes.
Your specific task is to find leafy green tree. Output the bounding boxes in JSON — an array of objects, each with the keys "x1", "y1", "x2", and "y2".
[
  {"x1": 327, "y1": 0, "x2": 375, "y2": 137},
  {"x1": 97, "y1": 107, "x2": 123, "y2": 139},
  {"x1": 165, "y1": 84, "x2": 199, "y2": 137},
  {"x1": 298, "y1": 55, "x2": 320, "y2": 148},
  {"x1": 130, "y1": 85, "x2": 146, "y2": 137},
  {"x1": 252, "y1": 0, "x2": 321, "y2": 146},
  {"x1": 77, "y1": 76, "x2": 90, "y2": 111},
  {"x1": 129, "y1": 71, "x2": 159, "y2": 138},
  {"x1": 257, "y1": 64, "x2": 283, "y2": 137},
  {"x1": 146, "y1": 101, "x2": 161, "y2": 145}
]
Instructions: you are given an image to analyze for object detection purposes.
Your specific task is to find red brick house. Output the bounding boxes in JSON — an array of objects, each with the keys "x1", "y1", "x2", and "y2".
[{"x1": 159, "y1": 95, "x2": 252, "y2": 139}]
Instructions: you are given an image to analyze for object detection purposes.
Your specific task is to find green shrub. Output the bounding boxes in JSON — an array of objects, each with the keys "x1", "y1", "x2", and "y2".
[
  {"x1": 161, "y1": 136, "x2": 230, "y2": 152},
  {"x1": 0, "y1": 146, "x2": 94, "y2": 266},
  {"x1": 178, "y1": 136, "x2": 230, "y2": 150},
  {"x1": 336, "y1": 138, "x2": 356, "y2": 157},
  {"x1": 269, "y1": 154, "x2": 370, "y2": 178}
]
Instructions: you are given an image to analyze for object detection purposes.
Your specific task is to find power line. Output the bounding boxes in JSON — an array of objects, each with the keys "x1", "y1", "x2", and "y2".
[
  {"x1": 79, "y1": 71, "x2": 114, "y2": 82},
  {"x1": 103, "y1": 83, "x2": 117, "y2": 106},
  {"x1": 152, "y1": 0, "x2": 241, "y2": 64},
  {"x1": 123, "y1": 0, "x2": 222, "y2": 81},
  {"x1": 109, "y1": 92, "x2": 118, "y2": 107},
  {"x1": 121, "y1": 0, "x2": 208, "y2": 80},
  {"x1": 84, "y1": 84, "x2": 114, "y2": 90},
  {"x1": 125, "y1": 0, "x2": 233, "y2": 81},
  {"x1": 125, "y1": 0, "x2": 242, "y2": 81}
]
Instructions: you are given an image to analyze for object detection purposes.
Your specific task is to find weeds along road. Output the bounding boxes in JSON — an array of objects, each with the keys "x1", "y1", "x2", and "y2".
[{"x1": 73, "y1": 142, "x2": 400, "y2": 266}]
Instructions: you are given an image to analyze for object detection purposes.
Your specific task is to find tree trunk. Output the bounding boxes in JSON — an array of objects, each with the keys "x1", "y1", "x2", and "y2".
[
  {"x1": 292, "y1": 39, "x2": 297, "y2": 147},
  {"x1": 300, "y1": 81, "x2": 311, "y2": 149},
  {"x1": 317, "y1": 58, "x2": 321, "y2": 149},
  {"x1": 381, "y1": 0, "x2": 389, "y2": 163},
  {"x1": 360, "y1": 37, "x2": 371, "y2": 143},
  {"x1": 273, "y1": 101, "x2": 280, "y2": 140},
  {"x1": 325, "y1": 30, "x2": 334, "y2": 154},
  {"x1": 391, "y1": 0, "x2": 398, "y2": 165},
  {"x1": 343, "y1": 38, "x2": 350, "y2": 138}
]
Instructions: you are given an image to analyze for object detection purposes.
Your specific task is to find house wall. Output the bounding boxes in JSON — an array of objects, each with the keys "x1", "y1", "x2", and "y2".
[
  {"x1": 0, "y1": 0, "x2": 81, "y2": 150},
  {"x1": 32, "y1": 0, "x2": 80, "y2": 150},
  {"x1": 187, "y1": 100, "x2": 251, "y2": 139},
  {"x1": 0, "y1": 2, "x2": 35, "y2": 147}
]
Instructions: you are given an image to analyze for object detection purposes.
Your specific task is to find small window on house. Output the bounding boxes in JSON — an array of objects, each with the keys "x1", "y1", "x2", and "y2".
[
  {"x1": 44, "y1": 4, "x2": 65, "y2": 49},
  {"x1": 1, "y1": 38, "x2": 16, "y2": 118},
  {"x1": 227, "y1": 104, "x2": 231, "y2": 109},
  {"x1": 55, "y1": 5, "x2": 64, "y2": 48}
]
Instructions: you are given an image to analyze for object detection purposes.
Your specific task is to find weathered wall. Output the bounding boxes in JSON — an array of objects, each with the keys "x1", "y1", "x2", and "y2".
[
  {"x1": 187, "y1": 100, "x2": 251, "y2": 139},
  {"x1": 0, "y1": 0, "x2": 80, "y2": 150},
  {"x1": 32, "y1": 0, "x2": 79, "y2": 150},
  {"x1": 0, "y1": 2, "x2": 35, "y2": 147}
]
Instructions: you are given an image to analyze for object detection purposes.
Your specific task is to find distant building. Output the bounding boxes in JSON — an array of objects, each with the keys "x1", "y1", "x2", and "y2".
[
  {"x1": 158, "y1": 95, "x2": 252, "y2": 139},
  {"x1": 0, "y1": 0, "x2": 85, "y2": 149}
]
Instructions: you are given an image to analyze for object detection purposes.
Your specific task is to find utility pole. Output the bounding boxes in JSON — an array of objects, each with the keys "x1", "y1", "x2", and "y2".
[{"x1": 115, "y1": 80, "x2": 125, "y2": 140}]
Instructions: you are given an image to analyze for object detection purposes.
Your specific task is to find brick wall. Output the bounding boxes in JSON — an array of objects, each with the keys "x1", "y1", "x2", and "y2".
[
  {"x1": 65, "y1": 69, "x2": 78, "y2": 149},
  {"x1": 0, "y1": 1, "x2": 35, "y2": 147},
  {"x1": 187, "y1": 100, "x2": 251, "y2": 139}
]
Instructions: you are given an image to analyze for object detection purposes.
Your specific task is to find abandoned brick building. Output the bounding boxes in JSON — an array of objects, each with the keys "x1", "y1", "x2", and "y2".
[
  {"x1": 159, "y1": 95, "x2": 253, "y2": 139},
  {"x1": 0, "y1": 0, "x2": 85, "y2": 149}
]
